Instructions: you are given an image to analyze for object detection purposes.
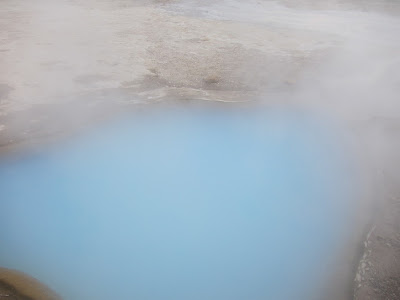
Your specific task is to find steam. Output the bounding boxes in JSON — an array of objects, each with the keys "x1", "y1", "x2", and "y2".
[{"x1": 1, "y1": 1, "x2": 400, "y2": 300}]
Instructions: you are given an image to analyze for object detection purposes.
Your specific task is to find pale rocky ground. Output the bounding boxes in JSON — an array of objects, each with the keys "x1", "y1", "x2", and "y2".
[
  {"x1": 0, "y1": 0, "x2": 400, "y2": 299},
  {"x1": 0, "y1": 0, "x2": 343, "y2": 148}
]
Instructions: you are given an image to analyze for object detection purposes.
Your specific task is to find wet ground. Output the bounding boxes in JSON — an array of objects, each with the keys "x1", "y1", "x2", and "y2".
[{"x1": 1, "y1": 0, "x2": 400, "y2": 299}]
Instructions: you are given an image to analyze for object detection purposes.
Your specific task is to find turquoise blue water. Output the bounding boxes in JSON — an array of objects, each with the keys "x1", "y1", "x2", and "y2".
[{"x1": 0, "y1": 107, "x2": 355, "y2": 299}]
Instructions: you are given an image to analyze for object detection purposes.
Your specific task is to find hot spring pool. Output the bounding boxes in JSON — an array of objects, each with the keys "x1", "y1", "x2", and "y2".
[{"x1": 0, "y1": 107, "x2": 356, "y2": 299}]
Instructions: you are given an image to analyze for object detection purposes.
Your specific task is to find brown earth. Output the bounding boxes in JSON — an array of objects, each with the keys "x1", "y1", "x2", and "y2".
[{"x1": 0, "y1": 268, "x2": 60, "y2": 300}]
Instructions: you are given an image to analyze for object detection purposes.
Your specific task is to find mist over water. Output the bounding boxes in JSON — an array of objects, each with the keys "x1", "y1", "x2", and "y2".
[
  {"x1": 0, "y1": 108, "x2": 357, "y2": 299},
  {"x1": 1, "y1": 0, "x2": 399, "y2": 299}
]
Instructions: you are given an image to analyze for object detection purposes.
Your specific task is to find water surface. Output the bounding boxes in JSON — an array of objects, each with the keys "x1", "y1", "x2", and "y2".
[{"x1": 0, "y1": 107, "x2": 356, "y2": 299}]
